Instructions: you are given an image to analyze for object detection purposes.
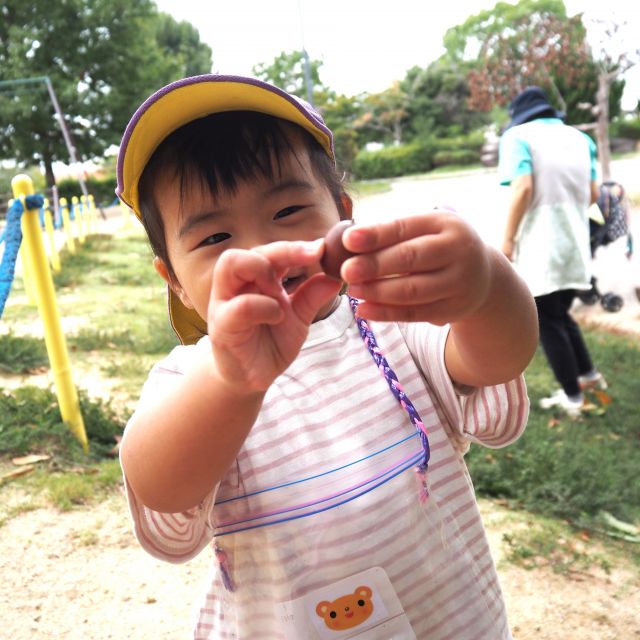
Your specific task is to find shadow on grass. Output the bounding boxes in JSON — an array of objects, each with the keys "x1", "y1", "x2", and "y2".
[{"x1": 0, "y1": 333, "x2": 48, "y2": 374}]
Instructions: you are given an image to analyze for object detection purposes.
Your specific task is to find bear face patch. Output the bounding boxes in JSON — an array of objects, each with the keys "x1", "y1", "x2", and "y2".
[
  {"x1": 277, "y1": 567, "x2": 416, "y2": 639},
  {"x1": 315, "y1": 586, "x2": 374, "y2": 631}
]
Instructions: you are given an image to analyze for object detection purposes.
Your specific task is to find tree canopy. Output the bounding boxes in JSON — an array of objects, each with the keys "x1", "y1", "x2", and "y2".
[
  {"x1": 253, "y1": 50, "x2": 328, "y2": 105},
  {"x1": 402, "y1": 60, "x2": 491, "y2": 140},
  {"x1": 442, "y1": 0, "x2": 626, "y2": 132},
  {"x1": 0, "y1": 0, "x2": 212, "y2": 186}
]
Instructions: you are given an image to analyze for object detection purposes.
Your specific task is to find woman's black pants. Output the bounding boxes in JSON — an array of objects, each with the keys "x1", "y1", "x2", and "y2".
[{"x1": 534, "y1": 289, "x2": 594, "y2": 397}]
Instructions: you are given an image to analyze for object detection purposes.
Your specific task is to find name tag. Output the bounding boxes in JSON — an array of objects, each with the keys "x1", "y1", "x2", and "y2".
[{"x1": 277, "y1": 567, "x2": 416, "y2": 639}]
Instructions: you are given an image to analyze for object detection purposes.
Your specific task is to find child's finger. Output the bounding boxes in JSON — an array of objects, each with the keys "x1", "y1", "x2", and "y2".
[
  {"x1": 290, "y1": 273, "x2": 342, "y2": 325},
  {"x1": 353, "y1": 296, "x2": 468, "y2": 326},
  {"x1": 210, "y1": 294, "x2": 284, "y2": 336},
  {"x1": 212, "y1": 249, "x2": 285, "y2": 302},
  {"x1": 252, "y1": 239, "x2": 324, "y2": 274},
  {"x1": 347, "y1": 270, "x2": 453, "y2": 306},
  {"x1": 341, "y1": 234, "x2": 452, "y2": 284},
  {"x1": 342, "y1": 213, "x2": 446, "y2": 253}
]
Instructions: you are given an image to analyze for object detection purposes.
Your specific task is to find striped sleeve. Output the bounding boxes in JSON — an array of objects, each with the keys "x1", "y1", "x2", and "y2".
[
  {"x1": 120, "y1": 342, "x2": 217, "y2": 563},
  {"x1": 398, "y1": 321, "x2": 529, "y2": 453}
]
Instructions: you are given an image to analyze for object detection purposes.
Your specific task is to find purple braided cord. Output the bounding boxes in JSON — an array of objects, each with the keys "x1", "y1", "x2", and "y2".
[{"x1": 349, "y1": 297, "x2": 430, "y2": 471}]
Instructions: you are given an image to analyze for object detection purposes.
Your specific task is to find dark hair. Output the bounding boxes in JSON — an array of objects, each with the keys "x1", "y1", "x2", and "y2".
[{"x1": 138, "y1": 111, "x2": 347, "y2": 278}]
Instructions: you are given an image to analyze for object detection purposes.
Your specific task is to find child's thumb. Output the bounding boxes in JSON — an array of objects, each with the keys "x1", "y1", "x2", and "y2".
[{"x1": 291, "y1": 274, "x2": 342, "y2": 326}]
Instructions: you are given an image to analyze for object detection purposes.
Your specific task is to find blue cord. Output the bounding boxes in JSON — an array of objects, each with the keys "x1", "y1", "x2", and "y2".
[
  {"x1": 0, "y1": 195, "x2": 45, "y2": 318},
  {"x1": 0, "y1": 200, "x2": 25, "y2": 318}
]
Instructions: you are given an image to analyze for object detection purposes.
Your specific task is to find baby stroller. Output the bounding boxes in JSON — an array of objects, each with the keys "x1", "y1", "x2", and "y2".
[{"x1": 577, "y1": 181, "x2": 632, "y2": 312}]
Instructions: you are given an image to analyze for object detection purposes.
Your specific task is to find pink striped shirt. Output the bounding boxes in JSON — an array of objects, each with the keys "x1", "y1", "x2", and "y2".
[{"x1": 122, "y1": 296, "x2": 528, "y2": 639}]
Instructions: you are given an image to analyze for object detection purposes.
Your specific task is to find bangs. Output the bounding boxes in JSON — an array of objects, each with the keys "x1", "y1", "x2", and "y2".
[{"x1": 147, "y1": 111, "x2": 300, "y2": 207}]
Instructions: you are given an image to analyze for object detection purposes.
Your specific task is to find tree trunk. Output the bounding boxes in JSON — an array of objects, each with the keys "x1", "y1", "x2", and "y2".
[
  {"x1": 595, "y1": 71, "x2": 611, "y2": 182},
  {"x1": 42, "y1": 152, "x2": 57, "y2": 189},
  {"x1": 393, "y1": 119, "x2": 402, "y2": 146}
]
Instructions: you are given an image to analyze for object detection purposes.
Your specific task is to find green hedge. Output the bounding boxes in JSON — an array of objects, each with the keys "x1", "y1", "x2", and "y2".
[
  {"x1": 433, "y1": 130, "x2": 485, "y2": 153},
  {"x1": 352, "y1": 142, "x2": 434, "y2": 180},
  {"x1": 609, "y1": 117, "x2": 640, "y2": 140},
  {"x1": 56, "y1": 175, "x2": 117, "y2": 206},
  {"x1": 431, "y1": 131, "x2": 483, "y2": 167},
  {"x1": 432, "y1": 149, "x2": 480, "y2": 168},
  {"x1": 352, "y1": 131, "x2": 485, "y2": 180}
]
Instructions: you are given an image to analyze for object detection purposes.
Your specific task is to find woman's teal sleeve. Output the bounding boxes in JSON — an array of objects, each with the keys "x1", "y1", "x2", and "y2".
[{"x1": 498, "y1": 130, "x2": 532, "y2": 186}]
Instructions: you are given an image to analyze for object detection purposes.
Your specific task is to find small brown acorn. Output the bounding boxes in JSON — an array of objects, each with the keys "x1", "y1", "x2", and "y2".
[{"x1": 320, "y1": 220, "x2": 356, "y2": 280}]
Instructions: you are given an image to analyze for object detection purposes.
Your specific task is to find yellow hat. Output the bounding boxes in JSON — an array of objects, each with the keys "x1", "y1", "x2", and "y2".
[{"x1": 116, "y1": 74, "x2": 335, "y2": 345}]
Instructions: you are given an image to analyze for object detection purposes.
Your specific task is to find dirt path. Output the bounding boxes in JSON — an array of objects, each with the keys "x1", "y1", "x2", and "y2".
[{"x1": 1, "y1": 493, "x2": 638, "y2": 639}]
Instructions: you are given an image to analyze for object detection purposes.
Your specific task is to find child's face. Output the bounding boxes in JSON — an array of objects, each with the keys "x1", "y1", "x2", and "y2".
[{"x1": 153, "y1": 135, "x2": 350, "y2": 323}]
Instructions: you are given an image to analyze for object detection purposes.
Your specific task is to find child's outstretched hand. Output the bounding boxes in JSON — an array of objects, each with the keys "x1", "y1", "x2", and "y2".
[
  {"x1": 341, "y1": 211, "x2": 492, "y2": 325},
  {"x1": 207, "y1": 240, "x2": 341, "y2": 392}
]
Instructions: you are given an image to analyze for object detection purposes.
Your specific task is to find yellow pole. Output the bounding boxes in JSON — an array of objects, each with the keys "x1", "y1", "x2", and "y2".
[
  {"x1": 11, "y1": 175, "x2": 88, "y2": 452},
  {"x1": 71, "y1": 196, "x2": 85, "y2": 244},
  {"x1": 88, "y1": 194, "x2": 98, "y2": 233},
  {"x1": 19, "y1": 246, "x2": 37, "y2": 304},
  {"x1": 79, "y1": 195, "x2": 86, "y2": 237},
  {"x1": 80, "y1": 195, "x2": 91, "y2": 237},
  {"x1": 119, "y1": 198, "x2": 132, "y2": 228},
  {"x1": 89, "y1": 194, "x2": 100, "y2": 233},
  {"x1": 18, "y1": 245, "x2": 37, "y2": 305},
  {"x1": 43, "y1": 197, "x2": 61, "y2": 273},
  {"x1": 59, "y1": 197, "x2": 76, "y2": 254}
]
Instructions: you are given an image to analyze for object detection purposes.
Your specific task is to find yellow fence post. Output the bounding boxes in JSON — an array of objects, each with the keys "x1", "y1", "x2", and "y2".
[
  {"x1": 79, "y1": 195, "x2": 86, "y2": 237},
  {"x1": 11, "y1": 175, "x2": 88, "y2": 452},
  {"x1": 89, "y1": 194, "x2": 100, "y2": 234},
  {"x1": 43, "y1": 197, "x2": 61, "y2": 273},
  {"x1": 81, "y1": 195, "x2": 89, "y2": 235},
  {"x1": 19, "y1": 244, "x2": 37, "y2": 305},
  {"x1": 59, "y1": 197, "x2": 76, "y2": 254},
  {"x1": 119, "y1": 198, "x2": 133, "y2": 228},
  {"x1": 71, "y1": 196, "x2": 85, "y2": 244},
  {"x1": 80, "y1": 195, "x2": 92, "y2": 237},
  {"x1": 87, "y1": 195, "x2": 95, "y2": 233}
]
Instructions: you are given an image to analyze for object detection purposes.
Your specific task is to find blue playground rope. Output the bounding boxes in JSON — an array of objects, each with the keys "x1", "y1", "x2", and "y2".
[{"x1": 0, "y1": 194, "x2": 44, "y2": 318}]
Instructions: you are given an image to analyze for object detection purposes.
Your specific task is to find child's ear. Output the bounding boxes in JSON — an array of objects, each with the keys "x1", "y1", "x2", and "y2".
[
  {"x1": 153, "y1": 257, "x2": 195, "y2": 310},
  {"x1": 340, "y1": 192, "x2": 353, "y2": 221}
]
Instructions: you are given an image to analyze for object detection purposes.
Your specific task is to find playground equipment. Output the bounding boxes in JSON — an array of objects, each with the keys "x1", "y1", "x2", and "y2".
[{"x1": 8, "y1": 175, "x2": 88, "y2": 452}]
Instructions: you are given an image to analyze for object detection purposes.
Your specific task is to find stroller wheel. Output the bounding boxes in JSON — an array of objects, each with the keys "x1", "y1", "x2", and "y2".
[{"x1": 601, "y1": 292, "x2": 624, "y2": 313}]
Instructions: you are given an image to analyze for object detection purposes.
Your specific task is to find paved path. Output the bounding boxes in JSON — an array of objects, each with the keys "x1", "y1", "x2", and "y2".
[{"x1": 352, "y1": 156, "x2": 640, "y2": 336}]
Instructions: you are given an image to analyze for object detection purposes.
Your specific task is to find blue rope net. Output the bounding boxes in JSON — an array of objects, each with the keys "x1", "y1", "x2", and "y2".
[{"x1": 0, "y1": 194, "x2": 44, "y2": 318}]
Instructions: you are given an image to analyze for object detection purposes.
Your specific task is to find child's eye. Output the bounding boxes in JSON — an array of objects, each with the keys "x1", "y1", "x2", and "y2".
[
  {"x1": 198, "y1": 232, "x2": 230, "y2": 247},
  {"x1": 274, "y1": 205, "x2": 304, "y2": 220}
]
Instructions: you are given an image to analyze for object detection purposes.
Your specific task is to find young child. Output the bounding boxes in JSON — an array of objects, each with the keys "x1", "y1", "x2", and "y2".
[{"x1": 117, "y1": 75, "x2": 538, "y2": 639}]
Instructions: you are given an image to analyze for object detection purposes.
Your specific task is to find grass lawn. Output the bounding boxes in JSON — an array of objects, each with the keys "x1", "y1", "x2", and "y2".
[
  {"x1": 1, "y1": 221, "x2": 638, "y2": 566},
  {"x1": 467, "y1": 334, "x2": 640, "y2": 562}
]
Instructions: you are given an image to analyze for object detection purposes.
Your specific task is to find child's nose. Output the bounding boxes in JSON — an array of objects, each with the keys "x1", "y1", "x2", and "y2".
[{"x1": 236, "y1": 228, "x2": 283, "y2": 250}]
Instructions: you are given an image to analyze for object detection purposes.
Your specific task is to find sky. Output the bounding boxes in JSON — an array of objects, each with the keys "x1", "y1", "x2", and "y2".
[{"x1": 154, "y1": 0, "x2": 639, "y2": 109}]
